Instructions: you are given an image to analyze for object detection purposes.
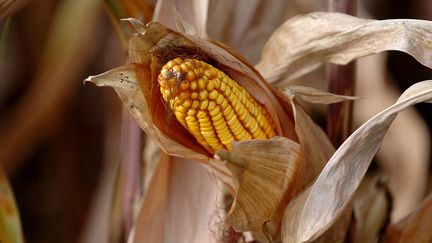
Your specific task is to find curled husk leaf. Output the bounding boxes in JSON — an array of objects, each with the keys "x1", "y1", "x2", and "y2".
[
  {"x1": 88, "y1": 21, "x2": 296, "y2": 162},
  {"x1": 216, "y1": 137, "x2": 301, "y2": 232},
  {"x1": 0, "y1": 0, "x2": 28, "y2": 20},
  {"x1": 87, "y1": 19, "x2": 335, "y2": 236}
]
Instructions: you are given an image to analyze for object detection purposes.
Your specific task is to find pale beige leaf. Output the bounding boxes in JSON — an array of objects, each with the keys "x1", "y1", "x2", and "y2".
[
  {"x1": 85, "y1": 65, "x2": 209, "y2": 163},
  {"x1": 256, "y1": 12, "x2": 432, "y2": 85},
  {"x1": 286, "y1": 80, "x2": 432, "y2": 243},
  {"x1": 216, "y1": 137, "x2": 301, "y2": 232},
  {"x1": 284, "y1": 85, "x2": 358, "y2": 104}
]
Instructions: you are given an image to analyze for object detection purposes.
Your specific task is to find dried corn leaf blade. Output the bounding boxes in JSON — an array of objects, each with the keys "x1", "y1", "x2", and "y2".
[
  {"x1": 0, "y1": 0, "x2": 28, "y2": 20},
  {"x1": 256, "y1": 12, "x2": 432, "y2": 85},
  {"x1": 284, "y1": 80, "x2": 432, "y2": 243},
  {"x1": 0, "y1": 168, "x2": 24, "y2": 243},
  {"x1": 216, "y1": 137, "x2": 300, "y2": 233},
  {"x1": 383, "y1": 189, "x2": 432, "y2": 243},
  {"x1": 284, "y1": 85, "x2": 358, "y2": 104}
]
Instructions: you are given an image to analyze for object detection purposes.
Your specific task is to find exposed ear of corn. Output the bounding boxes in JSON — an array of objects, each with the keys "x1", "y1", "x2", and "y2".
[{"x1": 158, "y1": 58, "x2": 276, "y2": 154}]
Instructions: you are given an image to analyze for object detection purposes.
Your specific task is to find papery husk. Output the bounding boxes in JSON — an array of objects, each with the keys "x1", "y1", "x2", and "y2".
[
  {"x1": 256, "y1": 12, "x2": 432, "y2": 85},
  {"x1": 349, "y1": 174, "x2": 390, "y2": 243},
  {"x1": 283, "y1": 80, "x2": 432, "y2": 243},
  {"x1": 0, "y1": 168, "x2": 24, "y2": 243},
  {"x1": 382, "y1": 189, "x2": 432, "y2": 243},
  {"x1": 215, "y1": 137, "x2": 301, "y2": 234}
]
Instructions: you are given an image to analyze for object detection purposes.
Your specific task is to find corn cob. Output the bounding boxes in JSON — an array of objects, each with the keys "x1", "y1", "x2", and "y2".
[{"x1": 158, "y1": 58, "x2": 276, "y2": 154}]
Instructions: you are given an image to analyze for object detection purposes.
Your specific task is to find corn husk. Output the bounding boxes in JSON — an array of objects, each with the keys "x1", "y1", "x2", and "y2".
[
  {"x1": 86, "y1": 20, "x2": 297, "y2": 171},
  {"x1": 283, "y1": 80, "x2": 432, "y2": 243},
  {"x1": 216, "y1": 137, "x2": 301, "y2": 233}
]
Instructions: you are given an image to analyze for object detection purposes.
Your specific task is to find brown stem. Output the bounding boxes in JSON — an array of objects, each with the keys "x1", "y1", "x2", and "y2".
[{"x1": 327, "y1": 0, "x2": 357, "y2": 146}]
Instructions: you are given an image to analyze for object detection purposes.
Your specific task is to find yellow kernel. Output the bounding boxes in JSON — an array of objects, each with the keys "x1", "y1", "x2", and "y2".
[
  {"x1": 198, "y1": 78, "x2": 206, "y2": 90},
  {"x1": 199, "y1": 90, "x2": 208, "y2": 100},
  {"x1": 180, "y1": 63, "x2": 189, "y2": 72},
  {"x1": 179, "y1": 81, "x2": 189, "y2": 90},
  {"x1": 183, "y1": 99, "x2": 192, "y2": 108},
  {"x1": 209, "y1": 90, "x2": 219, "y2": 100},
  {"x1": 173, "y1": 57, "x2": 183, "y2": 64},
  {"x1": 186, "y1": 70, "x2": 196, "y2": 81},
  {"x1": 187, "y1": 108, "x2": 197, "y2": 116},
  {"x1": 206, "y1": 81, "x2": 215, "y2": 91},
  {"x1": 178, "y1": 92, "x2": 190, "y2": 100},
  {"x1": 192, "y1": 100, "x2": 199, "y2": 109},
  {"x1": 172, "y1": 65, "x2": 181, "y2": 73},
  {"x1": 190, "y1": 81, "x2": 197, "y2": 90},
  {"x1": 209, "y1": 106, "x2": 221, "y2": 117},
  {"x1": 208, "y1": 101, "x2": 216, "y2": 111},
  {"x1": 191, "y1": 92, "x2": 198, "y2": 99},
  {"x1": 200, "y1": 100, "x2": 209, "y2": 110}
]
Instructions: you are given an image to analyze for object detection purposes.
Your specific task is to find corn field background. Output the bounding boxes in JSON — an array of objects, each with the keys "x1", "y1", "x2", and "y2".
[{"x1": 1, "y1": 0, "x2": 432, "y2": 243}]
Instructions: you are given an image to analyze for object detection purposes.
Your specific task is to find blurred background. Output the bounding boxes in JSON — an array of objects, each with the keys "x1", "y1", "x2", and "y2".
[{"x1": 0, "y1": 0, "x2": 431, "y2": 242}]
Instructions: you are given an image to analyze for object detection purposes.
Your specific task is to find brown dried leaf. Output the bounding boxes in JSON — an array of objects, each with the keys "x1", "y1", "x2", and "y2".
[
  {"x1": 256, "y1": 12, "x2": 432, "y2": 85},
  {"x1": 284, "y1": 85, "x2": 358, "y2": 104},
  {"x1": 383, "y1": 190, "x2": 432, "y2": 243},
  {"x1": 0, "y1": 168, "x2": 24, "y2": 243},
  {"x1": 284, "y1": 80, "x2": 432, "y2": 243},
  {"x1": 216, "y1": 137, "x2": 301, "y2": 232}
]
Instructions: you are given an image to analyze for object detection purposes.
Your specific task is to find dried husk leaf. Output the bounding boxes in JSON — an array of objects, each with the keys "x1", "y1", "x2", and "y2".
[
  {"x1": 88, "y1": 20, "x2": 297, "y2": 163},
  {"x1": 284, "y1": 80, "x2": 432, "y2": 243},
  {"x1": 256, "y1": 12, "x2": 432, "y2": 85},
  {"x1": 284, "y1": 85, "x2": 358, "y2": 104},
  {"x1": 216, "y1": 137, "x2": 301, "y2": 233},
  {"x1": 383, "y1": 190, "x2": 432, "y2": 243},
  {"x1": 85, "y1": 65, "x2": 209, "y2": 162},
  {"x1": 0, "y1": 168, "x2": 24, "y2": 243},
  {"x1": 349, "y1": 174, "x2": 390, "y2": 243}
]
